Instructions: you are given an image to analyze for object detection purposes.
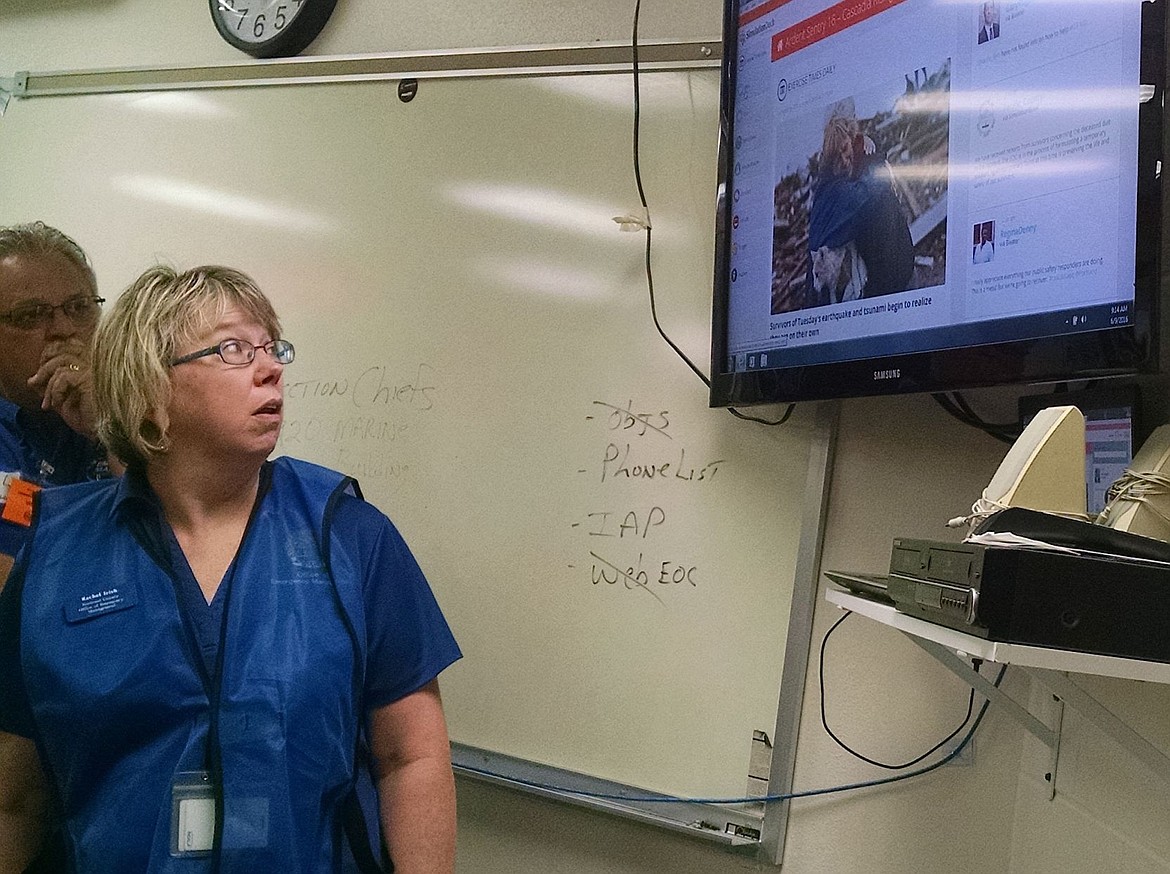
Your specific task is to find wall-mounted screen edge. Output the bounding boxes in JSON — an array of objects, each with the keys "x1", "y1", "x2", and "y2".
[{"x1": 710, "y1": 0, "x2": 1167, "y2": 406}]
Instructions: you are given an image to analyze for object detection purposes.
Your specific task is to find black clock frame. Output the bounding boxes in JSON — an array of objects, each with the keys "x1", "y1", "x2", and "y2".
[{"x1": 209, "y1": 0, "x2": 339, "y2": 59}]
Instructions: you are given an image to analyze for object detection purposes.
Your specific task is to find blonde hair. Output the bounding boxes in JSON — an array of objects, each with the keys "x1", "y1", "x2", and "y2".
[
  {"x1": 820, "y1": 114, "x2": 859, "y2": 179},
  {"x1": 92, "y1": 264, "x2": 280, "y2": 469}
]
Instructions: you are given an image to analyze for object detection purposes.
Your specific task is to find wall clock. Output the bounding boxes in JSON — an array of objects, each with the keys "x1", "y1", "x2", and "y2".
[{"x1": 210, "y1": 0, "x2": 338, "y2": 58}]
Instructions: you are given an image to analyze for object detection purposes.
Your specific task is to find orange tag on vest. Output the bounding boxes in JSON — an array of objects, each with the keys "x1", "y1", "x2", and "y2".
[{"x1": 1, "y1": 478, "x2": 40, "y2": 527}]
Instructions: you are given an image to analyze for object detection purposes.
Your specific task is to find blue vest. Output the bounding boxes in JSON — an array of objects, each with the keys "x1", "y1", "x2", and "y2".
[{"x1": 20, "y1": 458, "x2": 369, "y2": 873}]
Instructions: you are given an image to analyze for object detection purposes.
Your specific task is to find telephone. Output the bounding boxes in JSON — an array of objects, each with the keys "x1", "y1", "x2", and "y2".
[
  {"x1": 949, "y1": 405, "x2": 1087, "y2": 531},
  {"x1": 1097, "y1": 424, "x2": 1170, "y2": 541}
]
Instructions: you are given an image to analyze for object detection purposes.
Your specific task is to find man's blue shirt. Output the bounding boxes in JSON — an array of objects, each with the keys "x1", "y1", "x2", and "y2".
[{"x1": 0, "y1": 396, "x2": 108, "y2": 557}]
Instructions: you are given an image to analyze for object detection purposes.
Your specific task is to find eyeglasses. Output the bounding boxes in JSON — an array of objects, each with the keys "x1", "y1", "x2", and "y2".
[
  {"x1": 0, "y1": 296, "x2": 105, "y2": 331},
  {"x1": 170, "y1": 338, "x2": 295, "y2": 368}
]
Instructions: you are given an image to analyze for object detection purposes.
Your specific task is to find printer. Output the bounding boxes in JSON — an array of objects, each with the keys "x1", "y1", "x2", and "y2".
[
  {"x1": 830, "y1": 406, "x2": 1170, "y2": 663},
  {"x1": 882, "y1": 524, "x2": 1170, "y2": 663}
]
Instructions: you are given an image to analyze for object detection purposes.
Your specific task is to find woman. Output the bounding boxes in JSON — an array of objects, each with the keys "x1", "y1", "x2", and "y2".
[
  {"x1": 806, "y1": 108, "x2": 914, "y2": 305},
  {"x1": 807, "y1": 113, "x2": 873, "y2": 306},
  {"x1": 0, "y1": 265, "x2": 461, "y2": 873}
]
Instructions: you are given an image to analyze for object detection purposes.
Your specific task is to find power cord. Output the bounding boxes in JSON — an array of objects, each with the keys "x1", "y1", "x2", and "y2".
[
  {"x1": 933, "y1": 381, "x2": 1100, "y2": 446},
  {"x1": 456, "y1": 657, "x2": 1005, "y2": 805},
  {"x1": 820, "y1": 611, "x2": 976, "y2": 769},
  {"x1": 629, "y1": 0, "x2": 795, "y2": 428},
  {"x1": 1098, "y1": 467, "x2": 1170, "y2": 527},
  {"x1": 931, "y1": 391, "x2": 1019, "y2": 444},
  {"x1": 945, "y1": 494, "x2": 1011, "y2": 533}
]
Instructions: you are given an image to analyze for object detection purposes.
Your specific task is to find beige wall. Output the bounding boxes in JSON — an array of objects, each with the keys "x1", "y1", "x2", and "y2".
[
  {"x1": 1, "y1": 0, "x2": 719, "y2": 72},
  {"x1": 5, "y1": 2, "x2": 1170, "y2": 871}
]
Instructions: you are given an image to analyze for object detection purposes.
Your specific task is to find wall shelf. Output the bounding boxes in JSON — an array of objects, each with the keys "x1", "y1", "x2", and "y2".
[{"x1": 826, "y1": 587, "x2": 1170, "y2": 798}]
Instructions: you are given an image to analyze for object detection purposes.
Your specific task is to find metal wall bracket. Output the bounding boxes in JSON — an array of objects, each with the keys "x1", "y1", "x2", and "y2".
[
  {"x1": 0, "y1": 73, "x2": 27, "y2": 114},
  {"x1": 905, "y1": 635, "x2": 1064, "y2": 798},
  {"x1": 761, "y1": 399, "x2": 840, "y2": 865},
  {"x1": 1030, "y1": 668, "x2": 1170, "y2": 784},
  {"x1": 827, "y1": 588, "x2": 1170, "y2": 803}
]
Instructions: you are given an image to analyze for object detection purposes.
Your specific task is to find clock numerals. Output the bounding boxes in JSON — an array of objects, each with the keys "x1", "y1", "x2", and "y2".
[
  {"x1": 254, "y1": 6, "x2": 293, "y2": 38},
  {"x1": 216, "y1": 1, "x2": 294, "y2": 39},
  {"x1": 210, "y1": 0, "x2": 336, "y2": 58}
]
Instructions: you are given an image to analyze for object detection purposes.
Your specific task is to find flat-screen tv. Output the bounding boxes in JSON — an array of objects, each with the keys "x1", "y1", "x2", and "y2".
[{"x1": 710, "y1": 0, "x2": 1167, "y2": 406}]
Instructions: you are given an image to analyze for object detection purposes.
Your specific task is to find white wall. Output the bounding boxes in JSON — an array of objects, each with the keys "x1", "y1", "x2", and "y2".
[
  {"x1": 4, "y1": 2, "x2": 1170, "y2": 871},
  {"x1": 2, "y1": 0, "x2": 719, "y2": 72}
]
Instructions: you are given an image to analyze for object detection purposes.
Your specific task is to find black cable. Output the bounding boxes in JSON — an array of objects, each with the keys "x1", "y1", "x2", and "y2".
[
  {"x1": 457, "y1": 661, "x2": 1006, "y2": 804},
  {"x1": 934, "y1": 382, "x2": 1100, "y2": 444},
  {"x1": 952, "y1": 392, "x2": 1018, "y2": 439},
  {"x1": 766, "y1": 666, "x2": 1004, "y2": 803},
  {"x1": 935, "y1": 392, "x2": 1015, "y2": 436},
  {"x1": 630, "y1": 0, "x2": 708, "y2": 389},
  {"x1": 820, "y1": 611, "x2": 976, "y2": 770},
  {"x1": 630, "y1": 0, "x2": 795, "y2": 428},
  {"x1": 931, "y1": 392, "x2": 1017, "y2": 444},
  {"x1": 729, "y1": 404, "x2": 797, "y2": 426}
]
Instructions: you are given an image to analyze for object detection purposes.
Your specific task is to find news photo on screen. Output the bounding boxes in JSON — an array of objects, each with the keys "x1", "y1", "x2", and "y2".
[{"x1": 712, "y1": 0, "x2": 1161, "y2": 406}]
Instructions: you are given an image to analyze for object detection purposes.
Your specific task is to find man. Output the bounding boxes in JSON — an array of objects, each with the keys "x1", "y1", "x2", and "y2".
[
  {"x1": 806, "y1": 101, "x2": 914, "y2": 306},
  {"x1": 973, "y1": 223, "x2": 996, "y2": 264},
  {"x1": 0, "y1": 223, "x2": 111, "y2": 589},
  {"x1": 849, "y1": 129, "x2": 914, "y2": 298},
  {"x1": 979, "y1": 1, "x2": 1000, "y2": 43},
  {"x1": 0, "y1": 223, "x2": 114, "y2": 872}
]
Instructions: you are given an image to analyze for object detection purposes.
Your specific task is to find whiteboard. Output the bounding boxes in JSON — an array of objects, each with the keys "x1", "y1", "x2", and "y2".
[{"x1": 0, "y1": 68, "x2": 816, "y2": 806}]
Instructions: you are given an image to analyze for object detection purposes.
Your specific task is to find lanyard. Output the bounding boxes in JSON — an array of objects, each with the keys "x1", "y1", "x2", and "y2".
[{"x1": 166, "y1": 497, "x2": 263, "y2": 872}]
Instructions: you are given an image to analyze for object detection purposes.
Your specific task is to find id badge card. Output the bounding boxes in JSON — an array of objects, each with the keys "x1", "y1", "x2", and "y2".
[
  {"x1": 0, "y1": 475, "x2": 39, "y2": 527},
  {"x1": 171, "y1": 771, "x2": 216, "y2": 857}
]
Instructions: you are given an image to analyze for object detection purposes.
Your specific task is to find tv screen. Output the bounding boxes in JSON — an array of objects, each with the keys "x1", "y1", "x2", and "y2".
[{"x1": 710, "y1": 0, "x2": 1166, "y2": 406}]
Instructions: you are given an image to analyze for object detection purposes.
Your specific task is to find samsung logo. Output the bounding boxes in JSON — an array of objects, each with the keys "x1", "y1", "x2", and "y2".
[{"x1": 873, "y1": 369, "x2": 901, "y2": 381}]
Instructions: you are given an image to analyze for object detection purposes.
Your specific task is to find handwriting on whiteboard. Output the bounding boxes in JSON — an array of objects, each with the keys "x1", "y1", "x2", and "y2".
[
  {"x1": 278, "y1": 363, "x2": 437, "y2": 479},
  {"x1": 585, "y1": 400, "x2": 726, "y2": 484},
  {"x1": 281, "y1": 417, "x2": 410, "y2": 446},
  {"x1": 285, "y1": 363, "x2": 437, "y2": 411},
  {"x1": 573, "y1": 400, "x2": 724, "y2": 601},
  {"x1": 601, "y1": 444, "x2": 724, "y2": 483}
]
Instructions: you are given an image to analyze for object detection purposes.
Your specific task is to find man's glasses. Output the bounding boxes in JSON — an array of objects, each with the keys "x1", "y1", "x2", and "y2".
[
  {"x1": 0, "y1": 296, "x2": 105, "y2": 331},
  {"x1": 170, "y1": 338, "x2": 295, "y2": 368}
]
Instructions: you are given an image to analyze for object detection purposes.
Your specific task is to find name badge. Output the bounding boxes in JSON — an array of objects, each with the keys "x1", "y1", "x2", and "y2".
[
  {"x1": 171, "y1": 771, "x2": 216, "y2": 857},
  {"x1": 64, "y1": 585, "x2": 138, "y2": 624}
]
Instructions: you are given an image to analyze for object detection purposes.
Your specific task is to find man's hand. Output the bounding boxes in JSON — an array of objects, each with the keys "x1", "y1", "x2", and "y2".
[{"x1": 28, "y1": 338, "x2": 97, "y2": 438}]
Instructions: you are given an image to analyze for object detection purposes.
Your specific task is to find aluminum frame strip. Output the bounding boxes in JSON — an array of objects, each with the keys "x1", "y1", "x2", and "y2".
[
  {"x1": 451, "y1": 742, "x2": 764, "y2": 848},
  {"x1": 761, "y1": 400, "x2": 840, "y2": 865},
  {"x1": 12, "y1": 41, "x2": 721, "y2": 97}
]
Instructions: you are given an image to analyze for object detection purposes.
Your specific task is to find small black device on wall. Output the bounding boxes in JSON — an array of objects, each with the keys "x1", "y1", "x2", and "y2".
[
  {"x1": 209, "y1": 0, "x2": 338, "y2": 58},
  {"x1": 710, "y1": 0, "x2": 1167, "y2": 406}
]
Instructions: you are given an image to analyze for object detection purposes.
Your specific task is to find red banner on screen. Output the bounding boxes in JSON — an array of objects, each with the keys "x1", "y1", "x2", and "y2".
[{"x1": 771, "y1": 0, "x2": 908, "y2": 60}]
